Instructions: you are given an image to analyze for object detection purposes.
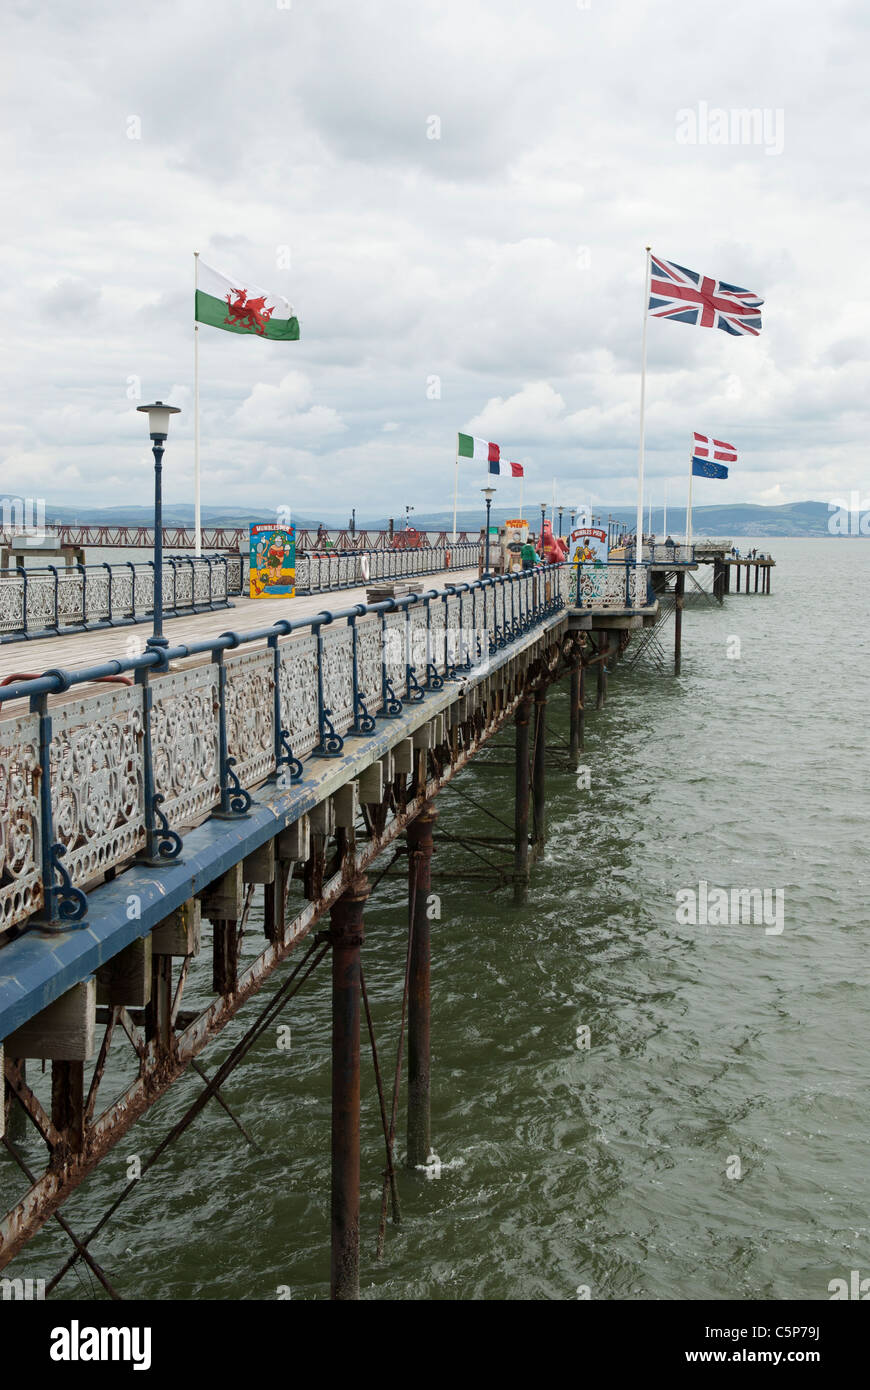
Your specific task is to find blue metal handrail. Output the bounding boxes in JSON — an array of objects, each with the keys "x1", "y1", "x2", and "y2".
[
  {"x1": 569, "y1": 558, "x2": 654, "y2": 609},
  {"x1": 0, "y1": 554, "x2": 238, "y2": 642},
  {"x1": 0, "y1": 563, "x2": 567, "y2": 933},
  {"x1": 0, "y1": 562, "x2": 566, "y2": 706}
]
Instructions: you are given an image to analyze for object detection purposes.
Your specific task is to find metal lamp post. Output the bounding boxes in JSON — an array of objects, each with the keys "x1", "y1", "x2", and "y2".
[
  {"x1": 481, "y1": 487, "x2": 496, "y2": 574},
  {"x1": 570, "y1": 508, "x2": 576, "y2": 531},
  {"x1": 557, "y1": 505, "x2": 564, "y2": 538},
  {"x1": 539, "y1": 502, "x2": 547, "y2": 551},
  {"x1": 137, "y1": 400, "x2": 181, "y2": 651}
]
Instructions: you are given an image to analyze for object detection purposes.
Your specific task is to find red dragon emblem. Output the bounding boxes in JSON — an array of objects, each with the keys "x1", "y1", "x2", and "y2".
[{"x1": 224, "y1": 288, "x2": 275, "y2": 336}]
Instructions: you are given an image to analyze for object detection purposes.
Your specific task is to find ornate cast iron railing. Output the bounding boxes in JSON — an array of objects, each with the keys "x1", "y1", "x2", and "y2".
[
  {"x1": 294, "y1": 543, "x2": 478, "y2": 594},
  {"x1": 0, "y1": 524, "x2": 480, "y2": 552},
  {"x1": 0, "y1": 555, "x2": 244, "y2": 642},
  {"x1": 621, "y1": 543, "x2": 696, "y2": 564},
  {"x1": 0, "y1": 564, "x2": 571, "y2": 938},
  {"x1": 568, "y1": 560, "x2": 655, "y2": 609}
]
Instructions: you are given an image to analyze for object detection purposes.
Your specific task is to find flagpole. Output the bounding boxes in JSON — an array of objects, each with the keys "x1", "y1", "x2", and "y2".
[
  {"x1": 636, "y1": 245, "x2": 652, "y2": 575},
  {"x1": 452, "y1": 456, "x2": 458, "y2": 543},
  {"x1": 663, "y1": 479, "x2": 668, "y2": 538},
  {"x1": 519, "y1": 471, "x2": 524, "y2": 521},
  {"x1": 685, "y1": 441, "x2": 694, "y2": 550},
  {"x1": 194, "y1": 250, "x2": 202, "y2": 558}
]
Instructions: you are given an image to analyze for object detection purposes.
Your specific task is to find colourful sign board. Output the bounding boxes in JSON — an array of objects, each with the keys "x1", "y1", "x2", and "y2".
[
  {"x1": 569, "y1": 526, "x2": 608, "y2": 566},
  {"x1": 249, "y1": 523, "x2": 296, "y2": 599}
]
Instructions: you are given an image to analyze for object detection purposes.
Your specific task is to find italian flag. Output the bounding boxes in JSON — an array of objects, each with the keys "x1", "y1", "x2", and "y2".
[
  {"x1": 457, "y1": 433, "x2": 523, "y2": 476},
  {"x1": 195, "y1": 259, "x2": 300, "y2": 341},
  {"x1": 458, "y1": 432, "x2": 500, "y2": 463}
]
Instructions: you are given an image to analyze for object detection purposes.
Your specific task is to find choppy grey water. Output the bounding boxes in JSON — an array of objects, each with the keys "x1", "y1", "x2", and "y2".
[{"x1": 4, "y1": 538, "x2": 868, "y2": 1301}]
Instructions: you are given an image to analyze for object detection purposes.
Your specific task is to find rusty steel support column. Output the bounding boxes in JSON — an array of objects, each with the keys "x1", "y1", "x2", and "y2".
[
  {"x1": 407, "y1": 802, "x2": 437, "y2": 1170},
  {"x1": 532, "y1": 687, "x2": 548, "y2": 849},
  {"x1": 514, "y1": 694, "x2": 532, "y2": 905},
  {"x1": 5, "y1": 1059, "x2": 28, "y2": 1142},
  {"x1": 674, "y1": 570, "x2": 685, "y2": 676},
  {"x1": 51, "y1": 1061, "x2": 85, "y2": 1156},
  {"x1": 145, "y1": 953, "x2": 173, "y2": 1057},
  {"x1": 568, "y1": 658, "x2": 582, "y2": 762},
  {"x1": 577, "y1": 661, "x2": 585, "y2": 753},
  {"x1": 329, "y1": 874, "x2": 368, "y2": 1301},
  {"x1": 212, "y1": 923, "x2": 239, "y2": 997},
  {"x1": 596, "y1": 640, "x2": 607, "y2": 709},
  {"x1": 264, "y1": 863, "x2": 290, "y2": 944}
]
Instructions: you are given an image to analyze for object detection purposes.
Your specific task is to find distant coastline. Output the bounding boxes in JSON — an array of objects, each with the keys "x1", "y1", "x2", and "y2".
[{"x1": 31, "y1": 499, "x2": 855, "y2": 540}]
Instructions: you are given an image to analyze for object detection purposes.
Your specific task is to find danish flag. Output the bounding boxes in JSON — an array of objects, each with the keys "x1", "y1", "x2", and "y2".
[
  {"x1": 693, "y1": 432, "x2": 737, "y2": 463},
  {"x1": 649, "y1": 255, "x2": 763, "y2": 337}
]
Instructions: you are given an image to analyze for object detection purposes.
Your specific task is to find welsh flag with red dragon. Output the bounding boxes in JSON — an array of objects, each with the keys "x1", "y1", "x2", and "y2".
[{"x1": 195, "y1": 260, "x2": 300, "y2": 340}]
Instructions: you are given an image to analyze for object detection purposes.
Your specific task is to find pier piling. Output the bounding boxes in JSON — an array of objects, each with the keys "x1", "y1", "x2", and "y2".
[
  {"x1": 407, "y1": 803, "x2": 437, "y2": 1170},
  {"x1": 674, "y1": 571, "x2": 685, "y2": 675},
  {"x1": 329, "y1": 874, "x2": 368, "y2": 1301},
  {"x1": 51, "y1": 1061, "x2": 85, "y2": 1156},
  {"x1": 145, "y1": 952, "x2": 173, "y2": 1057},
  {"x1": 569, "y1": 658, "x2": 583, "y2": 760},
  {"x1": 596, "y1": 641, "x2": 607, "y2": 709},
  {"x1": 533, "y1": 688, "x2": 548, "y2": 849},
  {"x1": 513, "y1": 694, "x2": 532, "y2": 904}
]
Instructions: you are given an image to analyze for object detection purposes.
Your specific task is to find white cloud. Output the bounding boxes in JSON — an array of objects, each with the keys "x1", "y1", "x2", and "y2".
[
  {"x1": 232, "y1": 372, "x2": 347, "y2": 443},
  {"x1": 0, "y1": 0, "x2": 868, "y2": 514}
]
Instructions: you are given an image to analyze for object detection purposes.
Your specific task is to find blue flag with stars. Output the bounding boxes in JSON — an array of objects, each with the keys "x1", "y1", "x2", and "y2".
[{"x1": 692, "y1": 458, "x2": 728, "y2": 479}]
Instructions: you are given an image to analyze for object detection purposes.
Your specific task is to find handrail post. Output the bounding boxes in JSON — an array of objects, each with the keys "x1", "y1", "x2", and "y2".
[
  {"x1": 166, "y1": 556, "x2": 178, "y2": 615},
  {"x1": 103, "y1": 561, "x2": 113, "y2": 625},
  {"x1": 405, "y1": 595, "x2": 425, "y2": 702},
  {"x1": 136, "y1": 664, "x2": 183, "y2": 864},
  {"x1": 271, "y1": 627, "x2": 302, "y2": 785},
  {"x1": 77, "y1": 560, "x2": 87, "y2": 629},
  {"x1": 314, "y1": 613, "x2": 345, "y2": 755},
  {"x1": 214, "y1": 644, "x2": 252, "y2": 817},
  {"x1": 381, "y1": 605, "x2": 403, "y2": 715},
  {"x1": 350, "y1": 611, "x2": 376, "y2": 733},
  {"x1": 29, "y1": 690, "x2": 87, "y2": 928},
  {"x1": 48, "y1": 564, "x2": 59, "y2": 632},
  {"x1": 185, "y1": 555, "x2": 196, "y2": 610}
]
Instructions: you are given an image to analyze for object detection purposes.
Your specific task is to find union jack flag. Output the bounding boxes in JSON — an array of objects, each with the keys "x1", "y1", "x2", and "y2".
[{"x1": 649, "y1": 255, "x2": 763, "y2": 336}]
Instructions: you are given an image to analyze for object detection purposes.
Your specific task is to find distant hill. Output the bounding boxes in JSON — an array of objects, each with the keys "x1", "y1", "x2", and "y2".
[
  {"x1": 368, "y1": 500, "x2": 842, "y2": 538},
  {"x1": 42, "y1": 500, "x2": 847, "y2": 537},
  {"x1": 44, "y1": 504, "x2": 331, "y2": 530}
]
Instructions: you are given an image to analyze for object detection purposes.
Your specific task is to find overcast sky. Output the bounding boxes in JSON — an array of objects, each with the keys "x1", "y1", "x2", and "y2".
[{"x1": 2, "y1": 0, "x2": 867, "y2": 521}]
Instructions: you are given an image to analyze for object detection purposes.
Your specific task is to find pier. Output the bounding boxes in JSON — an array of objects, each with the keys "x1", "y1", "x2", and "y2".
[{"x1": 0, "y1": 546, "x2": 759, "y2": 1295}]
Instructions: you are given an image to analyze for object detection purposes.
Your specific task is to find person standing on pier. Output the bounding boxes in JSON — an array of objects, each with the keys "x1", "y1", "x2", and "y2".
[{"x1": 521, "y1": 536, "x2": 541, "y2": 570}]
